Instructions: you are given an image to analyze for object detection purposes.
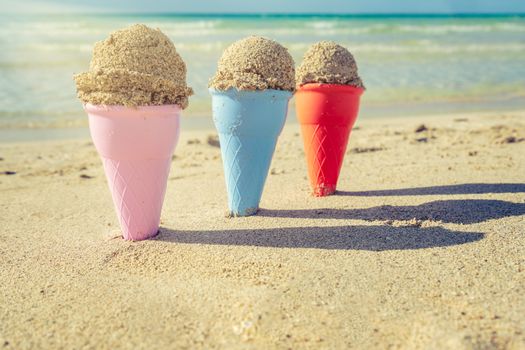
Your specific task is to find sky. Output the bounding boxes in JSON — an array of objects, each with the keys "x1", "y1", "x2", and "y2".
[{"x1": 2, "y1": 0, "x2": 525, "y2": 14}]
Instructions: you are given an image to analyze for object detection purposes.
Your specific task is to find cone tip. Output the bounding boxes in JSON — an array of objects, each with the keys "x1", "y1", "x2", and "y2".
[
  {"x1": 226, "y1": 207, "x2": 259, "y2": 217},
  {"x1": 312, "y1": 184, "x2": 337, "y2": 197}
]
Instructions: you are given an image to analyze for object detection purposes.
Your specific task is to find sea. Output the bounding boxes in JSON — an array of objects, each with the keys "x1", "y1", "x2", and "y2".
[{"x1": 1, "y1": 13, "x2": 525, "y2": 137}]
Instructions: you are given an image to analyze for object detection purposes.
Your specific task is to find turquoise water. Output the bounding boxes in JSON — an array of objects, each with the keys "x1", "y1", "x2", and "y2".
[{"x1": 1, "y1": 14, "x2": 525, "y2": 129}]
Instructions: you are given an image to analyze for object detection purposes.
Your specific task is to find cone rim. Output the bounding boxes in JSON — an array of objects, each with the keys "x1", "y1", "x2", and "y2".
[
  {"x1": 208, "y1": 87, "x2": 293, "y2": 98},
  {"x1": 297, "y1": 83, "x2": 364, "y2": 95},
  {"x1": 84, "y1": 103, "x2": 181, "y2": 115}
]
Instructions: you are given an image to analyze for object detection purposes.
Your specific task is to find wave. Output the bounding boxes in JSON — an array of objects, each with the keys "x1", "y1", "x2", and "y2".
[
  {"x1": 288, "y1": 42, "x2": 525, "y2": 54},
  {"x1": 0, "y1": 20, "x2": 223, "y2": 40},
  {"x1": 368, "y1": 43, "x2": 525, "y2": 54},
  {"x1": 146, "y1": 20, "x2": 221, "y2": 29},
  {"x1": 3, "y1": 19, "x2": 525, "y2": 44},
  {"x1": 395, "y1": 23, "x2": 525, "y2": 34},
  {"x1": 287, "y1": 21, "x2": 525, "y2": 35},
  {"x1": 3, "y1": 41, "x2": 524, "y2": 57},
  {"x1": 21, "y1": 43, "x2": 93, "y2": 53},
  {"x1": 302, "y1": 20, "x2": 525, "y2": 33},
  {"x1": 306, "y1": 21, "x2": 337, "y2": 29}
]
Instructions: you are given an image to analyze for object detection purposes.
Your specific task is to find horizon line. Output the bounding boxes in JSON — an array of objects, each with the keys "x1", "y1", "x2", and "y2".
[{"x1": 6, "y1": 12, "x2": 525, "y2": 17}]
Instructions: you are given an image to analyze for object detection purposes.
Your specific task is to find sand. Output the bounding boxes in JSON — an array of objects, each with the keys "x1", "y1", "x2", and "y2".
[
  {"x1": 1, "y1": 111, "x2": 524, "y2": 349},
  {"x1": 74, "y1": 24, "x2": 193, "y2": 108},
  {"x1": 296, "y1": 41, "x2": 364, "y2": 89},
  {"x1": 209, "y1": 36, "x2": 295, "y2": 92}
]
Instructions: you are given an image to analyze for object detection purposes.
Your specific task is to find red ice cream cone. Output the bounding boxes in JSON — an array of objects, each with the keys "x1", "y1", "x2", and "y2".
[{"x1": 295, "y1": 83, "x2": 364, "y2": 196}]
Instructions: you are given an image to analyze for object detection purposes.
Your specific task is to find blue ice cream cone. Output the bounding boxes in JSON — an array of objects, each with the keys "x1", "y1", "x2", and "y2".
[{"x1": 209, "y1": 88, "x2": 292, "y2": 216}]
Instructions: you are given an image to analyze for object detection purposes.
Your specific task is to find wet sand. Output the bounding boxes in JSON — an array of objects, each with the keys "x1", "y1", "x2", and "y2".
[{"x1": 1, "y1": 111, "x2": 524, "y2": 349}]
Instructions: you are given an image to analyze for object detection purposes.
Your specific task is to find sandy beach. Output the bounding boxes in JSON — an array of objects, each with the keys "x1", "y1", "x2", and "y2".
[{"x1": 1, "y1": 110, "x2": 524, "y2": 349}]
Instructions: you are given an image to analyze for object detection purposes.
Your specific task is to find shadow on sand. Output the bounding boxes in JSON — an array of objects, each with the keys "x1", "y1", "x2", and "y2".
[
  {"x1": 257, "y1": 199, "x2": 525, "y2": 225},
  {"x1": 337, "y1": 183, "x2": 525, "y2": 197},
  {"x1": 154, "y1": 184, "x2": 525, "y2": 251},
  {"x1": 156, "y1": 225, "x2": 483, "y2": 251}
]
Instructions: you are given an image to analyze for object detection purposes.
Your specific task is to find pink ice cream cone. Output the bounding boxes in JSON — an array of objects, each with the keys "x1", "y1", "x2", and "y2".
[{"x1": 85, "y1": 103, "x2": 180, "y2": 241}]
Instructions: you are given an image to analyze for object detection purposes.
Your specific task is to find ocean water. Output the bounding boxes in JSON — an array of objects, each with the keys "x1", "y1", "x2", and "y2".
[{"x1": 1, "y1": 14, "x2": 525, "y2": 129}]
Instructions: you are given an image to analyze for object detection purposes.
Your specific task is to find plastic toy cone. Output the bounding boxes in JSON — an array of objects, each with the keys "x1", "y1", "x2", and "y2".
[
  {"x1": 84, "y1": 103, "x2": 180, "y2": 240},
  {"x1": 295, "y1": 83, "x2": 364, "y2": 196},
  {"x1": 209, "y1": 88, "x2": 292, "y2": 216}
]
